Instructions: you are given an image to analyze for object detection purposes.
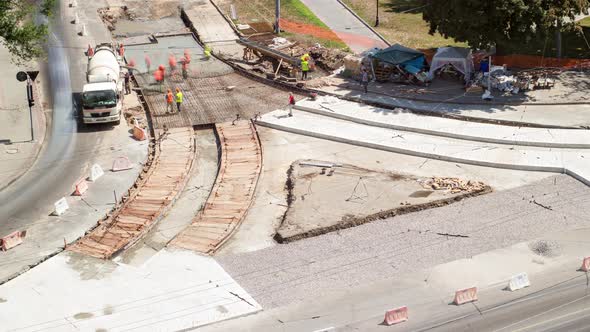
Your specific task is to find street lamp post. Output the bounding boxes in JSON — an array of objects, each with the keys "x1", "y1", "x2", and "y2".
[
  {"x1": 375, "y1": 0, "x2": 380, "y2": 27},
  {"x1": 275, "y1": 0, "x2": 281, "y2": 34}
]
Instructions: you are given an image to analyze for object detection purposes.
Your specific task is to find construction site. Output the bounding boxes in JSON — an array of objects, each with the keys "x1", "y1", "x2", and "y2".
[{"x1": 2, "y1": 0, "x2": 590, "y2": 331}]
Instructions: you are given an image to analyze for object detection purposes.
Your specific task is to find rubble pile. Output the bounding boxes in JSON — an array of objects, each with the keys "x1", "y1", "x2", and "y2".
[
  {"x1": 472, "y1": 66, "x2": 556, "y2": 94},
  {"x1": 98, "y1": 6, "x2": 133, "y2": 31},
  {"x1": 420, "y1": 177, "x2": 487, "y2": 194}
]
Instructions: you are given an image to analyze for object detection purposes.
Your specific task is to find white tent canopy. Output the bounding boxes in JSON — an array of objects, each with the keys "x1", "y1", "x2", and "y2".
[{"x1": 429, "y1": 47, "x2": 474, "y2": 83}]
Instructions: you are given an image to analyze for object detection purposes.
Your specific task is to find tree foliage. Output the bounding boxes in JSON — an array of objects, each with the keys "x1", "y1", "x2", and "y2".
[
  {"x1": 423, "y1": 0, "x2": 590, "y2": 49},
  {"x1": 0, "y1": 0, "x2": 55, "y2": 63}
]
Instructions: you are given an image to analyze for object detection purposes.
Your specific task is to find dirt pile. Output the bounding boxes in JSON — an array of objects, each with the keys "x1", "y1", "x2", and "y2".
[
  {"x1": 98, "y1": 6, "x2": 133, "y2": 31},
  {"x1": 420, "y1": 177, "x2": 487, "y2": 194}
]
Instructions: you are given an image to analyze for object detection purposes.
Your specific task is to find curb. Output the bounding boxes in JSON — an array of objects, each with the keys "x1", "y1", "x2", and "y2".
[
  {"x1": 335, "y1": 0, "x2": 391, "y2": 47},
  {"x1": 255, "y1": 118, "x2": 590, "y2": 188},
  {"x1": 293, "y1": 103, "x2": 590, "y2": 148},
  {"x1": 337, "y1": 82, "x2": 590, "y2": 107}
]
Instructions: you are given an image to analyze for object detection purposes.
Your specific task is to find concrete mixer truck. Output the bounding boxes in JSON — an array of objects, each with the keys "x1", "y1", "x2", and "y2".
[{"x1": 81, "y1": 43, "x2": 123, "y2": 125}]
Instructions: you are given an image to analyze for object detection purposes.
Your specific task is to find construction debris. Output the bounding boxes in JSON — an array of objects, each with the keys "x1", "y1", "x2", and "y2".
[{"x1": 420, "y1": 177, "x2": 487, "y2": 194}]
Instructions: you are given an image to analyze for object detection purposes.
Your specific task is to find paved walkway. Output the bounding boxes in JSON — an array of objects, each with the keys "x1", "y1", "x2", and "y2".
[
  {"x1": 320, "y1": 83, "x2": 590, "y2": 128},
  {"x1": 299, "y1": 0, "x2": 388, "y2": 53},
  {"x1": 0, "y1": 249, "x2": 260, "y2": 332},
  {"x1": 296, "y1": 96, "x2": 590, "y2": 148},
  {"x1": 257, "y1": 108, "x2": 590, "y2": 185},
  {"x1": 0, "y1": 44, "x2": 47, "y2": 191}
]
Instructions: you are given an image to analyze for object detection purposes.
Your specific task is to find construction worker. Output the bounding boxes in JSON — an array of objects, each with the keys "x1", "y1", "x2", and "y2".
[
  {"x1": 165, "y1": 89, "x2": 174, "y2": 113},
  {"x1": 175, "y1": 87, "x2": 183, "y2": 112},
  {"x1": 124, "y1": 71, "x2": 131, "y2": 95},
  {"x1": 301, "y1": 58, "x2": 310, "y2": 80},
  {"x1": 301, "y1": 52, "x2": 310, "y2": 62},
  {"x1": 204, "y1": 44, "x2": 212, "y2": 60},
  {"x1": 361, "y1": 68, "x2": 369, "y2": 93},
  {"x1": 287, "y1": 92, "x2": 295, "y2": 117}
]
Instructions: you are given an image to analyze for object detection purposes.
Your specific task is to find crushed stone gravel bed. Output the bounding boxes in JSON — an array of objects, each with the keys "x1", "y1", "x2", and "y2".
[{"x1": 217, "y1": 175, "x2": 590, "y2": 308}]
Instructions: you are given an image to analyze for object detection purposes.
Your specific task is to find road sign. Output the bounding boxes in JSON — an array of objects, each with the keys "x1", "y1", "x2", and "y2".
[
  {"x1": 16, "y1": 71, "x2": 28, "y2": 82},
  {"x1": 27, "y1": 71, "x2": 39, "y2": 82}
]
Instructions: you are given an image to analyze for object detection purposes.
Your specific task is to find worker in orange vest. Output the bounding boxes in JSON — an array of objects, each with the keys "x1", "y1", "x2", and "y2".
[{"x1": 165, "y1": 89, "x2": 174, "y2": 114}]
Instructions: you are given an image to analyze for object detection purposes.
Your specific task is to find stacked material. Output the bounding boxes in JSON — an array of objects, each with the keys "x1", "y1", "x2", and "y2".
[{"x1": 420, "y1": 177, "x2": 487, "y2": 194}]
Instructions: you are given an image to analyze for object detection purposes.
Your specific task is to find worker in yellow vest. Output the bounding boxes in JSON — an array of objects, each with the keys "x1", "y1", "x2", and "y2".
[
  {"x1": 204, "y1": 44, "x2": 212, "y2": 60},
  {"x1": 301, "y1": 59, "x2": 310, "y2": 80},
  {"x1": 175, "y1": 87, "x2": 183, "y2": 112}
]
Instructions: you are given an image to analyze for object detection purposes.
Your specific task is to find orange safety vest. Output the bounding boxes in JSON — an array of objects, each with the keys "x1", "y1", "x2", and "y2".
[{"x1": 166, "y1": 92, "x2": 174, "y2": 103}]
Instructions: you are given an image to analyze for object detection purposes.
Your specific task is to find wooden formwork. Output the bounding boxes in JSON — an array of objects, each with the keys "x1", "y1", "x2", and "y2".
[
  {"x1": 170, "y1": 120, "x2": 262, "y2": 254},
  {"x1": 67, "y1": 128, "x2": 195, "y2": 259}
]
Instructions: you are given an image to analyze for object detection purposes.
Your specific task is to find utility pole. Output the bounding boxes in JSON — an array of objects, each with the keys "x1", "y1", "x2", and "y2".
[
  {"x1": 275, "y1": 0, "x2": 281, "y2": 34},
  {"x1": 375, "y1": 0, "x2": 380, "y2": 27}
]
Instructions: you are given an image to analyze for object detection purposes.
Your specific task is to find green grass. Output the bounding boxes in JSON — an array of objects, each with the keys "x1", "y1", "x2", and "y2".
[
  {"x1": 281, "y1": 0, "x2": 329, "y2": 28},
  {"x1": 280, "y1": 31, "x2": 349, "y2": 50},
  {"x1": 342, "y1": 0, "x2": 466, "y2": 49},
  {"x1": 580, "y1": 17, "x2": 590, "y2": 28}
]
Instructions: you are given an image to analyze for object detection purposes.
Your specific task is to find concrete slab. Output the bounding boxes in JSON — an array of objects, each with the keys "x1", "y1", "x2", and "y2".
[
  {"x1": 276, "y1": 160, "x2": 487, "y2": 242},
  {"x1": 296, "y1": 96, "x2": 590, "y2": 148},
  {"x1": 0, "y1": 249, "x2": 260, "y2": 332},
  {"x1": 216, "y1": 126, "x2": 553, "y2": 256},
  {"x1": 256, "y1": 109, "x2": 590, "y2": 184}
]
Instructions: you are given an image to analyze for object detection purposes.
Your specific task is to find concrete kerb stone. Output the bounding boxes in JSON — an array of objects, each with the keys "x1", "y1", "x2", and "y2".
[
  {"x1": 255, "y1": 119, "x2": 569, "y2": 174},
  {"x1": 293, "y1": 103, "x2": 590, "y2": 149}
]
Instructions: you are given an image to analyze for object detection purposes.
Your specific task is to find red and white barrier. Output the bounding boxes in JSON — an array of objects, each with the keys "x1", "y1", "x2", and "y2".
[
  {"x1": 0, "y1": 230, "x2": 27, "y2": 251},
  {"x1": 73, "y1": 177, "x2": 88, "y2": 196},
  {"x1": 112, "y1": 156, "x2": 133, "y2": 172},
  {"x1": 580, "y1": 257, "x2": 590, "y2": 272},
  {"x1": 133, "y1": 125, "x2": 147, "y2": 141},
  {"x1": 453, "y1": 287, "x2": 478, "y2": 305},
  {"x1": 383, "y1": 306, "x2": 408, "y2": 326}
]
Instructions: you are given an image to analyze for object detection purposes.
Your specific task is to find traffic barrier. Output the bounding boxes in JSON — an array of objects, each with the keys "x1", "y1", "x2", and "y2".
[
  {"x1": 580, "y1": 257, "x2": 590, "y2": 272},
  {"x1": 73, "y1": 177, "x2": 88, "y2": 196},
  {"x1": 133, "y1": 125, "x2": 147, "y2": 141},
  {"x1": 0, "y1": 230, "x2": 27, "y2": 251},
  {"x1": 382, "y1": 306, "x2": 408, "y2": 326},
  {"x1": 70, "y1": 0, "x2": 77, "y2": 7},
  {"x1": 73, "y1": 13, "x2": 79, "y2": 24},
  {"x1": 453, "y1": 287, "x2": 478, "y2": 305},
  {"x1": 53, "y1": 197, "x2": 69, "y2": 216},
  {"x1": 112, "y1": 156, "x2": 133, "y2": 172},
  {"x1": 80, "y1": 24, "x2": 87, "y2": 37},
  {"x1": 88, "y1": 163, "x2": 104, "y2": 182},
  {"x1": 508, "y1": 272, "x2": 530, "y2": 291}
]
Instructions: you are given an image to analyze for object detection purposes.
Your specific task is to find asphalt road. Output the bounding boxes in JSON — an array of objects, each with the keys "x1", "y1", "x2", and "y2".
[
  {"x1": 0, "y1": 1, "x2": 114, "y2": 234},
  {"x1": 413, "y1": 275, "x2": 590, "y2": 332}
]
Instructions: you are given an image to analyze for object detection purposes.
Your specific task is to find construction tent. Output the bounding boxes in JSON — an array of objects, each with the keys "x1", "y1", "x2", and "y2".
[
  {"x1": 371, "y1": 44, "x2": 427, "y2": 74},
  {"x1": 429, "y1": 47, "x2": 474, "y2": 83}
]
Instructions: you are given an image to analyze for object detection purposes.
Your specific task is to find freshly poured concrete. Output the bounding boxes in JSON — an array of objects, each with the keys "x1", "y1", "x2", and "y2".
[
  {"x1": 0, "y1": 249, "x2": 260, "y2": 332},
  {"x1": 257, "y1": 109, "x2": 590, "y2": 185},
  {"x1": 296, "y1": 97, "x2": 590, "y2": 148}
]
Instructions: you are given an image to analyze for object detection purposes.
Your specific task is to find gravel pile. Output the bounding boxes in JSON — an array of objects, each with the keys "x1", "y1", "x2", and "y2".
[{"x1": 217, "y1": 175, "x2": 590, "y2": 308}]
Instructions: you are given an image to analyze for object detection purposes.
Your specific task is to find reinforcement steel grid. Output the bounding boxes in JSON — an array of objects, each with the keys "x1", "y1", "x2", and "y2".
[{"x1": 135, "y1": 65, "x2": 291, "y2": 128}]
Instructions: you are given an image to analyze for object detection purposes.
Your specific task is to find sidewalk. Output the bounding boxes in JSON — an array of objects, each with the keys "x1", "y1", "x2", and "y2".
[
  {"x1": 299, "y1": 0, "x2": 388, "y2": 53},
  {"x1": 319, "y1": 79, "x2": 590, "y2": 128},
  {"x1": 0, "y1": 44, "x2": 47, "y2": 191}
]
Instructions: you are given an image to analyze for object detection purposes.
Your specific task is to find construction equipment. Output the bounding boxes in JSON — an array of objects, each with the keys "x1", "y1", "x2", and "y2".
[{"x1": 82, "y1": 43, "x2": 124, "y2": 125}]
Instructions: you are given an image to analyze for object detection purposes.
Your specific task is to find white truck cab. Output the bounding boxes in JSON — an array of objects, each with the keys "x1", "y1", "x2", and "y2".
[{"x1": 82, "y1": 43, "x2": 123, "y2": 125}]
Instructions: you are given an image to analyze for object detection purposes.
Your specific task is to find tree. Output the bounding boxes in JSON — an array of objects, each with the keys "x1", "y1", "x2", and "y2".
[
  {"x1": 422, "y1": 0, "x2": 590, "y2": 50},
  {"x1": 0, "y1": 0, "x2": 55, "y2": 63}
]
